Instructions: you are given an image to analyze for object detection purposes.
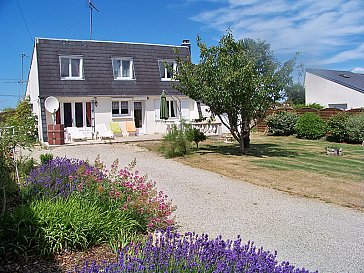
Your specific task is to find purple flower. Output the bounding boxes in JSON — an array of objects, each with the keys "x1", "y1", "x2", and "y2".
[{"x1": 74, "y1": 228, "x2": 318, "y2": 273}]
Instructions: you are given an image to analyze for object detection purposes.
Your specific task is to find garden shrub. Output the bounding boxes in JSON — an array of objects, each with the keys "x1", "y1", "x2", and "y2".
[
  {"x1": 266, "y1": 111, "x2": 298, "y2": 136},
  {"x1": 3, "y1": 156, "x2": 176, "y2": 258},
  {"x1": 160, "y1": 125, "x2": 191, "y2": 158},
  {"x1": 295, "y1": 113, "x2": 326, "y2": 140},
  {"x1": 345, "y1": 113, "x2": 364, "y2": 143},
  {"x1": 293, "y1": 103, "x2": 324, "y2": 110},
  {"x1": 76, "y1": 228, "x2": 317, "y2": 273},
  {"x1": 326, "y1": 112, "x2": 350, "y2": 143},
  {"x1": 40, "y1": 153, "x2": 53, "y2": 164},
  {"x1": 0, "y1": 194, "x2": 140, "y2": 258},
  {"x1": 185, "y1": 127, "x2": 207, "y2": 148}
]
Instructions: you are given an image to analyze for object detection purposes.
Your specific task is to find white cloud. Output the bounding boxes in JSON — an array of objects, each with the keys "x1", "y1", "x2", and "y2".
[
  {"x1": 191, "y1": 0, "x2": 364, "y2": 66},
  {"x1": 352, "y1": 67, "x2": 364, "y2": 74}
]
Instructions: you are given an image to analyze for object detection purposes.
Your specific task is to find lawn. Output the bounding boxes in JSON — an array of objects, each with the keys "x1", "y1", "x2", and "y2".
[{"x1": 139, "y1": 133, "x2": 364, "y2": 211}]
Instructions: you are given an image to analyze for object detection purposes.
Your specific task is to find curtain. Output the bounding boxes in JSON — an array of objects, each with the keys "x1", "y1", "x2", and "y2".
[{"x1": 86, "y1": 102, "x2": 91, "y2": 127}]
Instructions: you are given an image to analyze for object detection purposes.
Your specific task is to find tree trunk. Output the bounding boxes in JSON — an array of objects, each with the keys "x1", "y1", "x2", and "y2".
[{"x1": 239, "y1": 132, "x2": 250, "y2": 154}]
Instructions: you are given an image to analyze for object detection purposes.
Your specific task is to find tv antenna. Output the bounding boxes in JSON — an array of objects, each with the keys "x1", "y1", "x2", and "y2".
[{"x1": 89, "y1": 0, "x2": 99, "y2": 40}]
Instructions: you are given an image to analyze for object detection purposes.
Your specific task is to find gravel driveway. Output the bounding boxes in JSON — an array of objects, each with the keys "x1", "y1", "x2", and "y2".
[{"x1": 27, "y1": 143, "x2": 364, "y2": 273}]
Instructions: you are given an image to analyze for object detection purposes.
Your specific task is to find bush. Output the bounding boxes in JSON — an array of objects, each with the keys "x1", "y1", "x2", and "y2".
[
  {"x1": 295, "y1": 113, "x2": 326, "y2": 140},
  {"x1": 23, "y1": 157, "x2": 104, "y2": 200},
  {"x1": 293, "y1": 103, "x2": 324, "y2": 110},
  {"x1": 160, "y1": 125, "x2": 191, "y2": 158},
  {"x1": 185, "y1": 127, "x2": 207, "y2": 148},
  {"x1": 2, "y1": 157, "x2": 176, "y2": 258},
  {"x1": 0, "y1": 194, "x2": 140, "y2": 258},
  {"x1": 266, "y1": 111, "x2": 298, "y2": 136},
  {"x1": 40, "y1": 153, "x2": 53, "y2": 164},
  {"x1": 326, "y1": 113, "x2": 350, "y2": 143},
  {"x1": 76, "y1": 229, "x2": 317, "y2": 273},
  {"x1": 345, "y1": 113, "x2": 364, "y2": 143}
]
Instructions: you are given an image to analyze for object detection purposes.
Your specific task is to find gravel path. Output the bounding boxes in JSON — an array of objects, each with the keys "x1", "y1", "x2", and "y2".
[{"x1": 27, "y1": 143, "x2": 364, "y2": 273}]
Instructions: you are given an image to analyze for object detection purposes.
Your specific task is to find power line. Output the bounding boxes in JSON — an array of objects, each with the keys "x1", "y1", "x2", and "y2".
[{"x1": 16, "y1": 0, "x2": 33, "y2": 43}]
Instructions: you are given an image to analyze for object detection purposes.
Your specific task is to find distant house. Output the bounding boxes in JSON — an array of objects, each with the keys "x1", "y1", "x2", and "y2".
[
  {"x1": 305, "y1": 68, "x2": 364, "y2": 110},
  {"x1": 26, "y1": 38, "x2": 211, "y2": 143}
]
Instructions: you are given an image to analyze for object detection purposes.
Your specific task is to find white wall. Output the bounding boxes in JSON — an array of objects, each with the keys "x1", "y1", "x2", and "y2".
[
  {"x1": 305, "y1": 72, "x2": 364, "y2": 109},
  {"x1": 25, "y1": 44, "x2": 43, "y2": 141}
]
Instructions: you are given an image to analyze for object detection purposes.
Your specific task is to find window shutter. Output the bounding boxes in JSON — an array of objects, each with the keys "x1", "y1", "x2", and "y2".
[
  {"x1": 154, "y1": 99, "x2": 160, "y2": 120},
  {"x1": 181, "y1": 99, "x2": 190, "y2": 120}
]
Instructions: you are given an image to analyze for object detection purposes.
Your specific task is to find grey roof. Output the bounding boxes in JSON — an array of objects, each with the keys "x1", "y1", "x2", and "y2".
[
  {"x1": 35, "y1": 38, "x2": 190, "y2": 97},
  {"x1": 306, "y1": 68, "x2": 364, "y2": 94}
]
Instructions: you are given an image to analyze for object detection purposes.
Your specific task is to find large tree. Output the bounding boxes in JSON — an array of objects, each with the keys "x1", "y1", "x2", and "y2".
[{"x1": 174, "y1": 32, "x2": 296, "y2": 153}]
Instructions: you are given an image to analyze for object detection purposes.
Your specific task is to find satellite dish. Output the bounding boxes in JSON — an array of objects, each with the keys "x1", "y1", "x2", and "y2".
[
  {"x1": 45, "y1": 96, "x2": 59, "y2": 113},
  {"x1": 45, "y1": 96, "x2": 59, "y2": 125}
]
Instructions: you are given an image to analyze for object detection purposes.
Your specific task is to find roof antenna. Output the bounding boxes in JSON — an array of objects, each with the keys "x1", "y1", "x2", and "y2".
[{"x1": 89, "y1": 0, "x2": 99, "y2": 40}]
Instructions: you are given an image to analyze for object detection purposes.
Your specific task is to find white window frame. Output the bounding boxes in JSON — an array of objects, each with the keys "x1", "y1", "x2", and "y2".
[
  {"x1": 59, "y1": 56, "x2": 84, "y2": 80},
  {"x1": 111, "y1": 99, "x2": 131, "y2": 117},
  {"x1": 112, "y1": 58, "x2": 135, "y2": 80},
  {"x1": 158, "y1": 60, "x2": 177, "y2": 81}
]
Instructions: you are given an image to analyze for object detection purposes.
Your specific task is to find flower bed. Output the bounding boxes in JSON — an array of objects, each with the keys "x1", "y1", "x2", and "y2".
[{"x1": 75, "y1": 229, "x2": 317, "y2": 273}]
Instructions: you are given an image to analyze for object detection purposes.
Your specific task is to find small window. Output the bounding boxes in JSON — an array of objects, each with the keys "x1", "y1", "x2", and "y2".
[
  {"x1": 112, "y1": 101, "x2": 130, "y2": 116},
  {"x1": 112, "y1": 58, "x2": 134, "y2": 80},
  {"x1": 60, "y1": 56, "x2": 83, "y2": 79},
  {"x1": 159, "y1": 60, "x2": 177, "y2": 80},
  {"x1": 328, "y1": 103, "x2": 348, "y2": 110}
]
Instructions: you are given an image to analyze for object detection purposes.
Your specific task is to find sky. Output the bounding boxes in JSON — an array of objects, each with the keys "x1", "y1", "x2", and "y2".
[{"x1": 0, "y1": 0, "x2": 364, "y2": 110}]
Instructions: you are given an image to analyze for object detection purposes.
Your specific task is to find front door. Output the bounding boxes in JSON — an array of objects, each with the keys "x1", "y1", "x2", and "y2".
[{"x1": 134, "y1": 102, "x2": 143, "y2": 129}]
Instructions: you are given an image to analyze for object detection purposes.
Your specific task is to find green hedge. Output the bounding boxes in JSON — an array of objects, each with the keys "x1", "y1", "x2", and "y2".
[
  {"x1": 266, "y1": 111, "x2": 298, "y2": 136},
  {"x1": 295, "y1": 113, "x2": 326, "y2": 140}
]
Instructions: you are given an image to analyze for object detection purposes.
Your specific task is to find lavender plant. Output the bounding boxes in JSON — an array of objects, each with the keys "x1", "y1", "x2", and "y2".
[
  {"x1": 75, "y1": 228, "x2": 317, "y2": 273},
  {"x1": 23, "y1": 157, "x2": 104, "y2": 200}
]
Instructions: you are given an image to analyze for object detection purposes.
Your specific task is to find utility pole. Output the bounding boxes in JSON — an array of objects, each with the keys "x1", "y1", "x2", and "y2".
[{"x1": 21, "y1": 53, "x2": 26, "y2": 100}]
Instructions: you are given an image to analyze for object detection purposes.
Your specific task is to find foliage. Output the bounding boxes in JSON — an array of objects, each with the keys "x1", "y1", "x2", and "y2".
[
  {"x1": 0, "y1": 97, "x2": 38, "y2": 149},
  {"x1": 0, "y1": 194, "x2": 140, "y2": 258},
  {"x1": 76, "y1": 228, "x2": 316, "y2": 273},
  {"x1": 185, "y1": 127, "x2": 207, "y2": 148},
  {"x1": 175, "y1": 31, "x2": 296, "y2": 153},
  {"x1": 40, "y1": 153, "x2": 54, "y2": 164},
  {"x1": 0, "y1": 98, "x2": 38, "y2": 217},
  {"x1": 345, "y1": 113, "x2": 364, "y2": 143},
  {"x1": 266, "y1": 111, "x2": 298, "y2": 136},
  {"x1": 295, "y1": 113, "x2": 326, "y2": 140},
  {"x1": 17, "y1": 156, "x2": 37, "y2": 180},
  {"x1": 23, "y1": 157, "x2": 103, "y2": 200},
  {"x1": 326, "y1": 113, "x2": 350, "y2": 143},
  {"x1": 1, "y1": 156, "x2": 176, "y2": 258},
  {"x1": 160, "y1": 125, "x2": 191, "y2": 158},
  {"x1": 285, "y1": 83, "x2": 305, "y2": 105},
  {"x1": 292, "y1": 103, "x2": 324, "y2": 110}
]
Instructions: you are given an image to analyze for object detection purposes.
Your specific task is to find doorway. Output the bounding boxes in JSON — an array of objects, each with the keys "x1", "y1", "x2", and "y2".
[{"x1": 134, "y1": 101, "x2": 143, "y2": 130}]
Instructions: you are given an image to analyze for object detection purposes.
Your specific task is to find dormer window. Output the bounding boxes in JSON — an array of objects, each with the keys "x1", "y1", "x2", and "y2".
[
  {"x1": 60, "y1": 56, "x2": 83, "y2": 80},
  {"x1": 112, "y1": 58, "x2": 134, "y2": 80},
  {"x1": 159, "y1": 60, "x2": 177, "y2": 80}
]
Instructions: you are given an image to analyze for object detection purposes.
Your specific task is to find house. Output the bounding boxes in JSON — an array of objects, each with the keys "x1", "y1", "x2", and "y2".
[
  {"x1": 26, "y1": 38, "x2": 213, "y2": 143},
  {"x1": 305, "y1": 68, "x2": 364, "y2": 110}
]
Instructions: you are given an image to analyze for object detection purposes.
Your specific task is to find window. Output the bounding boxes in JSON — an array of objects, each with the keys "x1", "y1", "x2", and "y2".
[
  {"x1": 112, "y1": 101, "x2": 129, "y2": 116},
  {"x1": 167, "y1": 100, "x2": 178, "y2": 118},
  {"x1": 60, "y1": 56, "x2": 83, "y2": 79},
  {"x1": 328, "y1": 103, "x2": 348, "y2": 110},
  {"x1": 159, "y1": 60, "x2": 177, "y2": 80},
  {"x1": 112, "y1": 58, "x2": 134, "y2": 79}
]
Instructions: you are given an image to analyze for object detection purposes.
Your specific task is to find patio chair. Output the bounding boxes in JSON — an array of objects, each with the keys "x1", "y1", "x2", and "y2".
[
  {"x1": 66, "y1": 127, "x2": 87, "y2": 142},
  {"x1": 109, "y1": 122, "x2": 122, "y2": 137},
  {"x1": 95, "y1": 124, "x2": 115, "y2": 140},
  {"x1": 126, "y1": 121, "x2": 137, "y2": 136}
]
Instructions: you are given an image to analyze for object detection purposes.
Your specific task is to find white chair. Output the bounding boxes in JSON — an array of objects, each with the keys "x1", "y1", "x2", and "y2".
[
  {"x1": 95, "y1": 124, "x2": 115, "y2": 139},
  {"x1": 66, "y1": 127, "x2": 87, "y2": 142}
]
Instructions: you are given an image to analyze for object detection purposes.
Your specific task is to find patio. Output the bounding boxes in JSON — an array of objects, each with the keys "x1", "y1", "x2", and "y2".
[{"x1": 45, "y1": 133, "x2": 164, "y2": 147}]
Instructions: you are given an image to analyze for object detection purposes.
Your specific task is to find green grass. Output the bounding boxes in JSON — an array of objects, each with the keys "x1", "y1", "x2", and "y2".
[{"x1": 197, "y1": 135, "x2": 364, "y2": 182}]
